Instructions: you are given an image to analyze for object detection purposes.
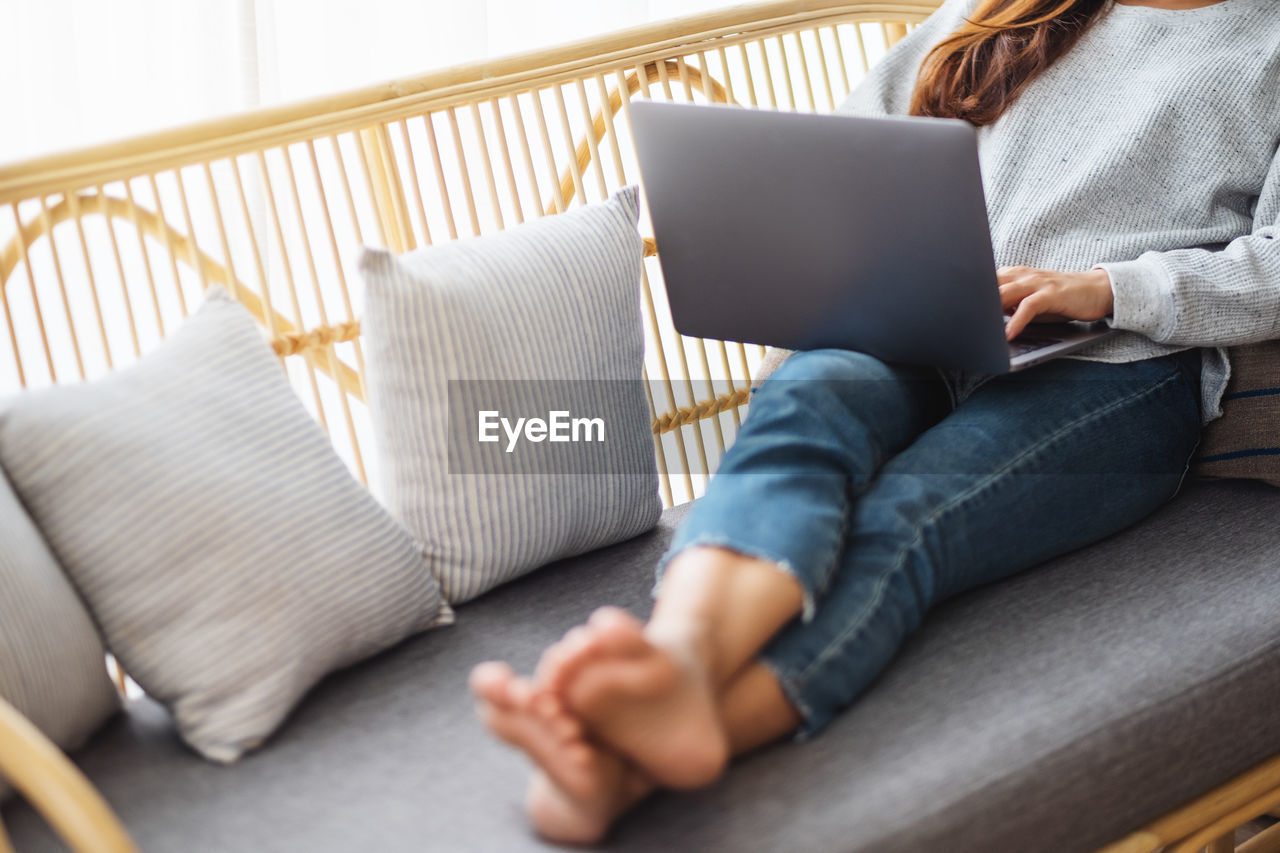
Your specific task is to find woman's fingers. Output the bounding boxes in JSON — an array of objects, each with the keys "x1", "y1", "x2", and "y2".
[
  {"x1": 998, "y1": 279, "x2": 1036, "y2": 311},
  {"x1": 997, "y1": 266, "x2": 1043, "y2": 313},
  {"x1": 999, "y1": 267, "x2": 1054, "y2": 336},
  {"x1": 1005, "y1": 293, "x2": 1044, "y2": 340},
  {"x1": 996, "y1": 265, "x2": 1033, "y2": 282}
]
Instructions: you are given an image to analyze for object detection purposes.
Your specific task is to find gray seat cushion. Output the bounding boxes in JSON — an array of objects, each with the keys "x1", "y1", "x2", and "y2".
[{"x1": 7, "y1": 479, "x2": 1280, "y2": 852}]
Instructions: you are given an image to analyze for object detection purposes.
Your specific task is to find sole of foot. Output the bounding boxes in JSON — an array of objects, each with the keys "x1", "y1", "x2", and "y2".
[
  {"x1": 559, "y1": 608, "x2": 730, "y2": 790},
  {"x1": 470, "y1": 660, "x2": 652, "y2": 844}
]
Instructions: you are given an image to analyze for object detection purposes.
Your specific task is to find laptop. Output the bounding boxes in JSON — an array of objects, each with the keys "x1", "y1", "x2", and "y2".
[{"x1": 627, "y1": 100, "x2": 1120, "y2": 374}]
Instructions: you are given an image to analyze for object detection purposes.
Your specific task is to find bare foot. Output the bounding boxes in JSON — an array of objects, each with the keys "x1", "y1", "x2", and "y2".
[
  {"x1": 535, "y1": 607, "x2": 648, "y2": 695},
  {"x1": 470, "y1": 661, "x2": 653, "y2": 844},
  {"x1": 552, "y1": 607, "x2": 730, "y2": 790}
]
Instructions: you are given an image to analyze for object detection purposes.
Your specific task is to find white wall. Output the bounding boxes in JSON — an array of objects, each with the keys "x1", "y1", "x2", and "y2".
[{"x1": 0, "y1": 0, "x2": 744, "y2": 164}]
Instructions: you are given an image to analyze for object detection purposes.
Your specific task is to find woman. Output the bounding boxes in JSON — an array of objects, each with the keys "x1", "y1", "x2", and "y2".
[{"x1": 472, "y1": 0, "x2": 1280, "y2": 842}]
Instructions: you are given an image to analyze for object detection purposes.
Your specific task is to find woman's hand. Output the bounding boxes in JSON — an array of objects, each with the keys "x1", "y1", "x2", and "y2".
[{"x1": 998, "y1": 266, "x2": 1115, "y2": 340}]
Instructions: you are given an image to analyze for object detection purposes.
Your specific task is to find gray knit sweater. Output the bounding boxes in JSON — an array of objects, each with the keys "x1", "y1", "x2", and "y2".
[{"x1": 839, "y1": 0, "x2": 1280, "y2": 424}]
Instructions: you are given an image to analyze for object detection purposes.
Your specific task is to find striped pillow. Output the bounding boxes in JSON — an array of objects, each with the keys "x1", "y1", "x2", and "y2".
[
  {"x1": 361, "y1": 187, "x2": 662, "y2": 603},
  {"x1": 0, "y1": 287, "x2": 450, "y2": 764},
  {"x1": 0, "y1": 471, "x2": 119, "y2": 801},
  {"x1": 1192, "y1": 341, "x2": 1280, "y2": 486}
]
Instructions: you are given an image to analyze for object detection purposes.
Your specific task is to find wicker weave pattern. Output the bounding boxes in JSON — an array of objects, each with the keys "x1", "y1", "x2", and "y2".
[{"x1": 0, "y1": 2, "x2": 929, "y2": 507}]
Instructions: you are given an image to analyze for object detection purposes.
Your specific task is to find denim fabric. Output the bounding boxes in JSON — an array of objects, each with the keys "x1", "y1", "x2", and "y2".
[{"x1": 659, "y1": 347, "x2": 1203, "y2": 737}]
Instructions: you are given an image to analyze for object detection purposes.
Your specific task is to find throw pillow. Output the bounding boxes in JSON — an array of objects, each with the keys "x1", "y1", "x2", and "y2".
[
  {"x1": 0, "y1": 286, "x2": 451, "y2": 764},
  {"x1": 360, "y1": 186, "x2": 661, "y2": 603},
  {"x1": 1193, "y1": 341, "x2": 1280, "y2": 486},
  {"x1": 0, "y1": 470, "x2": 119, "y2": 801}
]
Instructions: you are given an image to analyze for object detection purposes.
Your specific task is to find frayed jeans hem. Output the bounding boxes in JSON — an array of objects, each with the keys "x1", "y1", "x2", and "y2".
[
  {"x1": 758, "y1": 656, "x2": 823, "y2": 742},
  {"x1": 653, "y1": 535, "x2": 818, "y2": 623}
]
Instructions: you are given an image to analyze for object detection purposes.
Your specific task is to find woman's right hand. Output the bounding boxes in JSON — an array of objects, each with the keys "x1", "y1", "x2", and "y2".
[{"x1": 998, "y1": 266, "x2": 1115, "y2": 340}]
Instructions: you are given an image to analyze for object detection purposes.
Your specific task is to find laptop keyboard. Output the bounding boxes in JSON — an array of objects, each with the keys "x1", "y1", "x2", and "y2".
[
  {"x1": 1009, "y1": 339, "x2": 1049, "y2": 357},
  {"x1": 1003, "y1": 316, "x2": 1063, "y2": 358}
]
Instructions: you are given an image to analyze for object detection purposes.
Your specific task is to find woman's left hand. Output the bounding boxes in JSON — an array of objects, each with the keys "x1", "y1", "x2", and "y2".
[{"x1": 998, "y1": 266, "x2": 1115, "y2": 340}]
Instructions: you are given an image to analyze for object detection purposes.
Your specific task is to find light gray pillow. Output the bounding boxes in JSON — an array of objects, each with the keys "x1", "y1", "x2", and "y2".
[
  {"x1": 0, "y1": 470, "x2": 119, "y2": 801},
  {"x1": 360, "y1": 186, "x2": 661, "y2": 603},
  {"x1": 0, "y1": 286, "x2": 451, "y2": 764}
]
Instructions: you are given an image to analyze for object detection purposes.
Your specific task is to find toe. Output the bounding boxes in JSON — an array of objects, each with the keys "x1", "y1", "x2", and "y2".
[
  {"x1": 469, "y1": 661, "x2": 516, "y2": 707},
  {"x1": 482, "y1": 694, "x2": 586, "y2": 776},
  {"x1": 531, "y1": 690, "x2": 561, "y2": 719},
  {"x1": 539, "y1": 626, "x2": 599, "y2": 693},
  {"x1": 508, "y1": 675, "x2": 542, "y2": 713},
  {"x1": 587, "y1": 607, "x2": 649, "y2": 656},
  {"x1": 549, "y1": 712, "x2": 584, "y2": 743},
  {"x1": 534, "y1": 644, "x2": 569, "y2": 686},
  {"x1": 588, "y1": 605, "x2": 634, "y2": 628},
  {"x1": 560, "y1": 627, "x2": 597, "y2": 664},
  {"x1": 479, "y1": 702, "x2": 527, "y2": 748},
  {"x1": 531, "y1": 691, "x2": 586, "y2": 742}
]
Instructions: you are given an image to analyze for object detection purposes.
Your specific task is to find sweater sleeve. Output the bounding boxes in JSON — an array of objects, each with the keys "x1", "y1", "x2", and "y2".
[
  {"x1": 836, "y1": 0, "x2": 980, "y2": 118},
  {"x1": 1098, "y1": 144, "x2": 1280, "y2": 347}
]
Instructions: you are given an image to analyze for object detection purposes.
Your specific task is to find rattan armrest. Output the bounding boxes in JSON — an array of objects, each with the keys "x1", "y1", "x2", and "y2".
[{"x1": 0, "y1": 698, "x2": 137, "y2": 853}]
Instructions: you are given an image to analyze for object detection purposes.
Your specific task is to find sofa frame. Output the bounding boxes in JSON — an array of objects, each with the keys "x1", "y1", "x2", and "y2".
[{"x1": 1, "y1": 2, "x2": 1278, "y2": 851}]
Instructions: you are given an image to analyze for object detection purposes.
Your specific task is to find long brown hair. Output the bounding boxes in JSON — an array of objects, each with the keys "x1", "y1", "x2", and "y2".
[{"x1": 910, "y1": 0, "x2": 1109, "y2": 127}]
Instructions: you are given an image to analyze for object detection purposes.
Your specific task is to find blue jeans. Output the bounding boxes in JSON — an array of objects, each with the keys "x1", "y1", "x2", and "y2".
[{"x1": 659, "y1": 347, "x2": 1203, "y2": 738}]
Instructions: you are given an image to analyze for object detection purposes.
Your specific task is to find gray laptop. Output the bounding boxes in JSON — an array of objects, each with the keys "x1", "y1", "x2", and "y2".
[{"x1": 627, "y1": 100, "x2": 1120, "y2": 374}]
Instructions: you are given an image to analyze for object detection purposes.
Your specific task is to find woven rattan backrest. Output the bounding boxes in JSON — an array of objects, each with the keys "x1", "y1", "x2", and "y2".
[{"x1": 0, "y1": 1, "x2": 940, "y2": 505}]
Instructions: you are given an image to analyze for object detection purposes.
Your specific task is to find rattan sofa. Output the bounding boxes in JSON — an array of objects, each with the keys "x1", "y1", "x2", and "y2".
[{"x1": 3, "y1": 2, "x2": 1280, "y2": 851}]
